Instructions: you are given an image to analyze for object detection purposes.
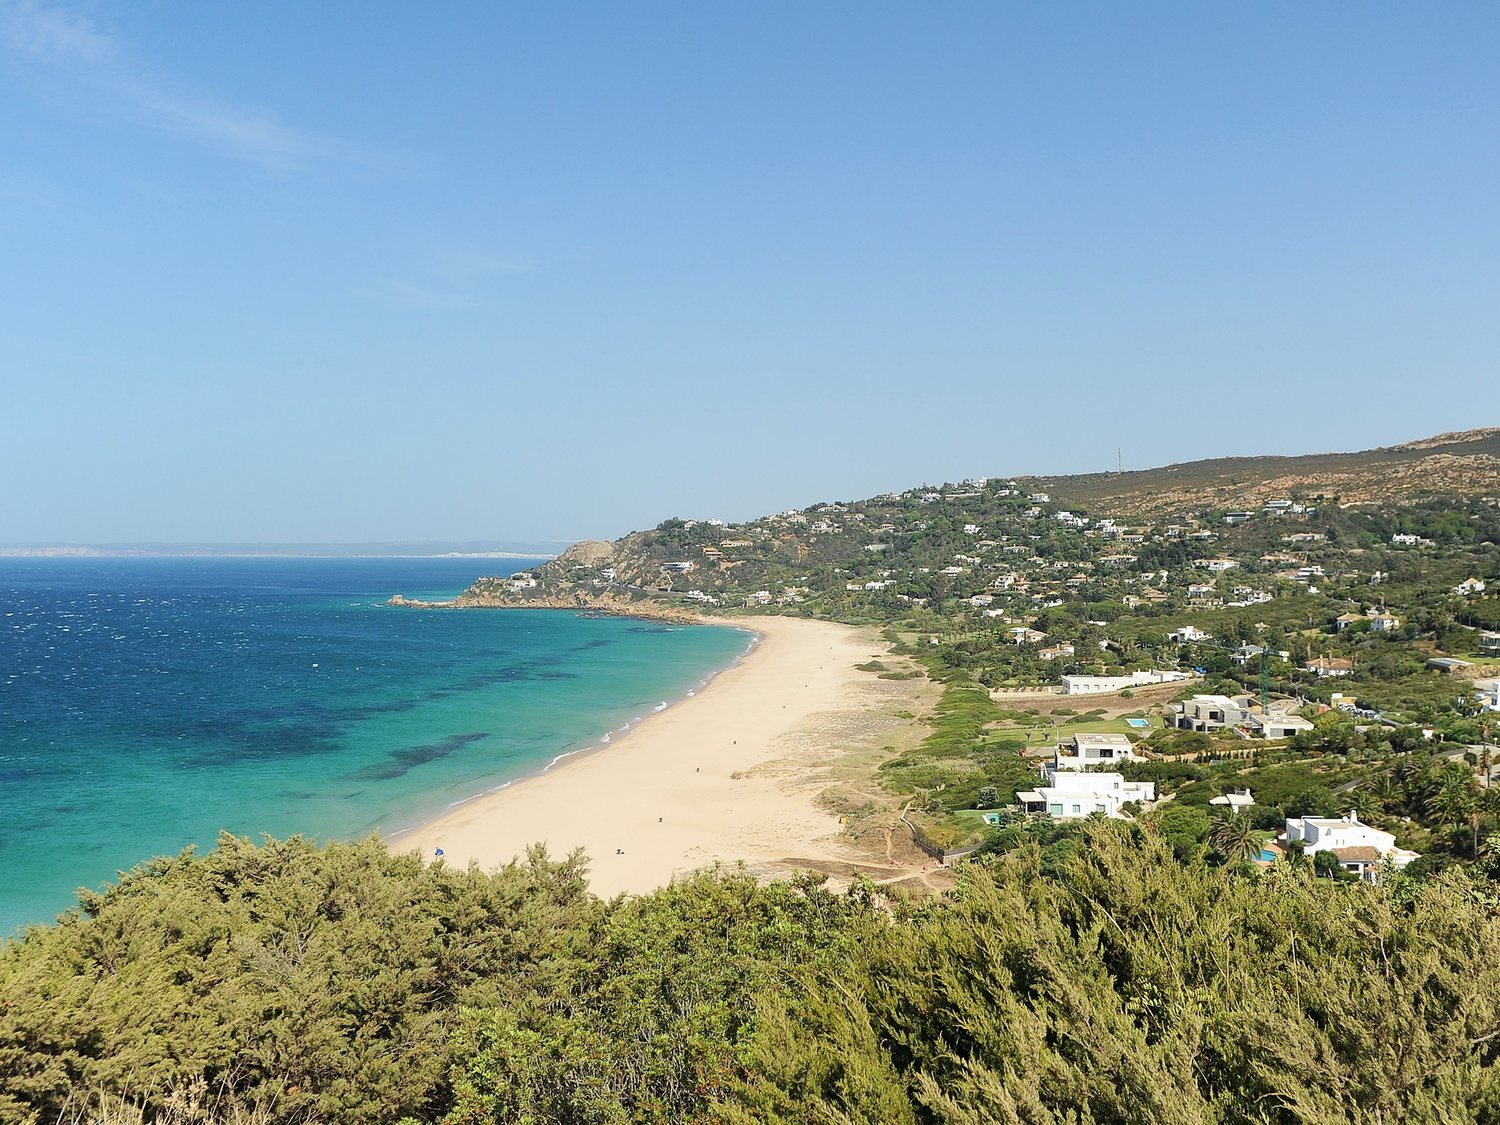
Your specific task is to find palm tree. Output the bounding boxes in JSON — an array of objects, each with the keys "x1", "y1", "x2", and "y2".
[
  {"x1": 1209, "y1": 809, "x2": 1259, "y2": 864},
  {"x1": 1372, "y1": 771, "x2": 1402, "y2": 811},
  {"x1": 1351, "y1": 788, "x2": 1381, "y2": 822},
  {"x1": 1428, "y1": 771, "x2": 1478, "y2": 839},
  {"x1": 1313, "y1": 850, "x2": 1343, "y2": 879}
]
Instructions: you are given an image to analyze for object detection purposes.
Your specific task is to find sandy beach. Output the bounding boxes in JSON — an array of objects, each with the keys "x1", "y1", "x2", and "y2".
[{"x1": 390, "y1": 615, "x2": 907, "y2": 897}]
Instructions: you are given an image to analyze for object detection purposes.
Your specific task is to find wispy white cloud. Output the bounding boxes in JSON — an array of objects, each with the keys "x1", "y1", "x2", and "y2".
[
  {"x1": 0, "y1": 0, "x2": 373, "y2": 174},
  {"x1": 108, "y1": 73, "x2": 364, "y2": 174},
  {"x1": 379, "y1": 280, "x2": 485, "y2": 312},
  {"x1": 0, "y1": 0, "x2": 110, "y2": 62}
]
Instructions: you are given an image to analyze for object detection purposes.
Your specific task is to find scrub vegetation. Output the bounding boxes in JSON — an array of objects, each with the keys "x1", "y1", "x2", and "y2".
[{"x1": 4, "y1": 826, "x2": 1499, "y2": 1124}]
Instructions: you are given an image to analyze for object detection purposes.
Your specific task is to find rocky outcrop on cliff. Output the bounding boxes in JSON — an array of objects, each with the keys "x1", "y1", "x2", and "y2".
[{"x1": 556, "y1": 540, "x2": 615, "y2": 566}]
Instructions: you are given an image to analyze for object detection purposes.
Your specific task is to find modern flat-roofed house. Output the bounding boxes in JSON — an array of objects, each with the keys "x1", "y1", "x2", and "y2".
[
  {"x1": 1059, "y1": 669, "x2": 1190, "y2": 695},
  {"x1": 1284, "y1": 810, "x2": 1419, "y2": 883},
  {"x1": 1055, "y1": 733, "x2": 1138, "y2": 770},
  {"x1": 1426, "y1": 657, "x2": 1473, "y2": 674},
  {"x1": 1017, "y1": 770, "x2": 1154, "y2": 820},
  {"x1": 1248, "y1": 713, "x2": 1314, "y2": 739},
  {"x1": 1476, "y1": 680, "x2": 1500, "y2": 712},
  {"x1": 1170, "y1": 694, "x2": 1244, "y2": 732},
  {"x1": 1168, "y1": 625, "x2": 1211, "y2": 643}
]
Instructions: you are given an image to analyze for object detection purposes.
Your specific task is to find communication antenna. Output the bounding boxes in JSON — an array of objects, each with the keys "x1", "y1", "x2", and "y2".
[{"x1": 1117, "y1": 447, "x2": 1122, "y2": 473}]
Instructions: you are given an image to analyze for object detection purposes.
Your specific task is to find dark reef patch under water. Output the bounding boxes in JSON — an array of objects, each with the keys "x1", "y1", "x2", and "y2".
[{"x1": 350, "y1": 732, "x2": 491, "y2": 781}]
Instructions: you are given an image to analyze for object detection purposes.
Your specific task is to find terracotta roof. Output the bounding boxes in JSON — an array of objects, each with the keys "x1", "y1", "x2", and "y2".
[{"x1": 1332, "y1": 846, "x2": 1382, "y2": 864}]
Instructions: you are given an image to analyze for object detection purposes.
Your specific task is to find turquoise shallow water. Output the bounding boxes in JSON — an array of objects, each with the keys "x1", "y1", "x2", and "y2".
[{"x1": 0, "y1": 558, "x2": 750, "y2": 935}]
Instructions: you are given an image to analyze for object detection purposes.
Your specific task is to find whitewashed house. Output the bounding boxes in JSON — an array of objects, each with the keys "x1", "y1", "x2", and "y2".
[
  {"x1": 1017, "y1": 769, "x2": 1154, "y2": 820},
  {"x1": 1476, "y1": 680, "x2": 1500, "y2": 712},
  {"x1": 1284, "y1": 810, "x2": 1419, "y2": 883},
  {"x1": 1305, "y1": 656, "x2": 1354, "y2": 678},
  {"x1": 1054, "y1": 733, "x2": 1140, "y2": 770},
  {"x1": 1210, "y1": 789, "x2": 1255, "y2": 811},
  {"x1": 1059, "y1": 669, "x2": 1189, "y2": 695}
]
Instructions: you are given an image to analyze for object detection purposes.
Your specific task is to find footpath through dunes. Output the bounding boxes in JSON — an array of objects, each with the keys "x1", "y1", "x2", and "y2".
[{"x1": 390, "y1": 616, "x2": 948, "y2": 897}]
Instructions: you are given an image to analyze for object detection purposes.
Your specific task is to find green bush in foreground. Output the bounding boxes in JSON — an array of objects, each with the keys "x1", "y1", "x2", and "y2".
[
  {"x1": 4, "y1": 826, "x2": 1500, "y2": 1123},
  {"x1": 0, "y1": 834, "x2": 601, "y2": 1124},
  {"x1": 723, "y1": 830, "x2": 1500, "y2": 1124}
]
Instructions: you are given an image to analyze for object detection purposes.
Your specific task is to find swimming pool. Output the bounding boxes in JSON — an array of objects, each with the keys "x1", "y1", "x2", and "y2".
[{"x1": 1125, "y1": 718, "x2": 1151, "y2": 729}]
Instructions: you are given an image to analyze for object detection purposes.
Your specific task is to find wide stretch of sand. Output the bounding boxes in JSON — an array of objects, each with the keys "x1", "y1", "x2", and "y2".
[{"x1": 390, "y1": 615, "x2": 884, "y2": 897}]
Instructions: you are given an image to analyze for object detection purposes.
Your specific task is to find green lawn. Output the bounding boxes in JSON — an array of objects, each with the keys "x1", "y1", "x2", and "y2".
[{"x1": 990, "y1": 716, "x2": 1156, "y2": 742}]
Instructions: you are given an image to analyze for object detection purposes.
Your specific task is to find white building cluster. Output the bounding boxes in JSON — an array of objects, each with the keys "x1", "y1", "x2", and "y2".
[{"x1": 1017, "y1": 735, "x2": 1154, "y2": 820}]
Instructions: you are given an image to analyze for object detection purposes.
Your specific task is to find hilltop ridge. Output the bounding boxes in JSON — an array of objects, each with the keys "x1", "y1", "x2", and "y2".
[
  {"x1": 1020, "y1": 427, "x2": 1500, "y2": 516},
  {"x1": 451, "y1": 427, "x2": 1499, "y2": 618}
]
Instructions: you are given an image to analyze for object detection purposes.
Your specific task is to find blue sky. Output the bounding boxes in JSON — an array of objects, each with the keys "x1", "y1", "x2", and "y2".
[{"x1": 2, "y1": 3, "x2": 1496, "y2": 545}]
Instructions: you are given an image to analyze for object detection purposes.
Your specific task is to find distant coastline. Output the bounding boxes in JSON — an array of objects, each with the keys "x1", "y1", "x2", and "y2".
[
  {"x1": 385, "y1": 591, "x2": 719, "y2": 626},
  {"x1": 0, "y1": 546, "x2": 561, "y2": 560}
]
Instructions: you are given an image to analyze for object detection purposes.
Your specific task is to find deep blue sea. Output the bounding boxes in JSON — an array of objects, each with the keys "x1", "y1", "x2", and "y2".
[{"x1": 0, "y1": 558, "x2": 750, "y2": 935}]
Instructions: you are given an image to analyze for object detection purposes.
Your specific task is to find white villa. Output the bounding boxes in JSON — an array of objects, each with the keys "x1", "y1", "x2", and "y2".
[
  {"x1": 1210, "y1": 789, "x2": 1255, "y2": 811},
  {"x1": 1054, "y1": 733, "x2": 1140, "y2": 770},
  {"x1": 1284, "y1": 810, "x2": 1419, "y2": 883},
  {"x1": 1170, "y1": 695, "x2": 1313, "y2": 739},
  {"x1": 1476, "y1": 680, "x2": 1500, "y2": 712},
  {"x1": 1018, "y1": 769, "x2": 1154, "y2": 821},
  {"x1": 1305, "y1": 656, "x2": 1354, "y2": 678}
]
